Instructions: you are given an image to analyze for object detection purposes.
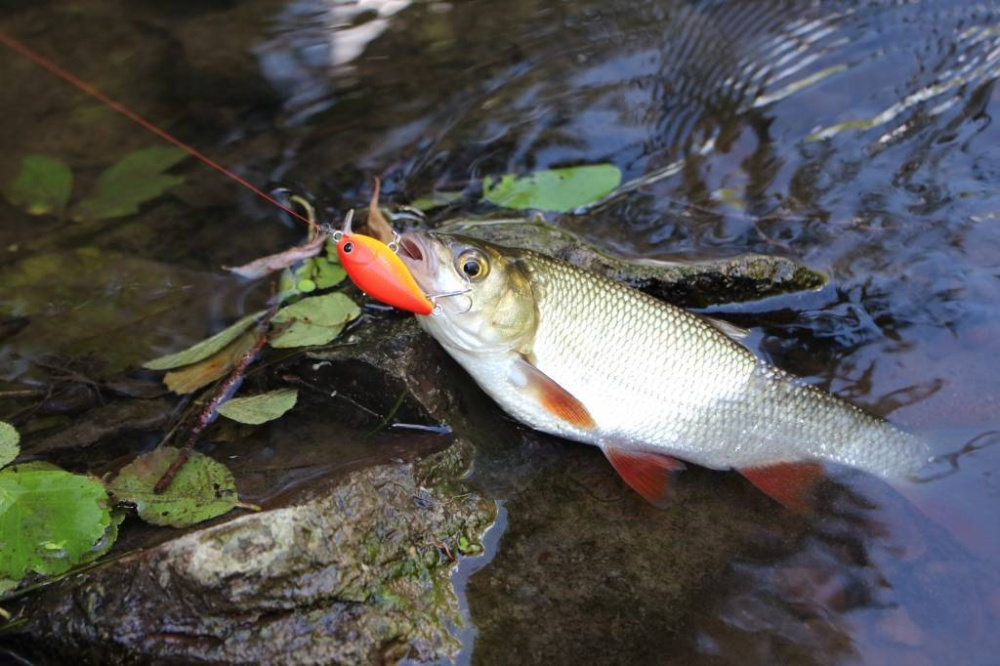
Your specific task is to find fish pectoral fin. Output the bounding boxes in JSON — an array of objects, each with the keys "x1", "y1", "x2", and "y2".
[
  {"x1": 738, "y1": 462, "x2": 825, "y2": 513},
  {"x1": 510, "y1": 357, "x2": 595, "y2": 430},
  {"x1": 603, "y1": 445, "x2": 686, "y2": 508}
]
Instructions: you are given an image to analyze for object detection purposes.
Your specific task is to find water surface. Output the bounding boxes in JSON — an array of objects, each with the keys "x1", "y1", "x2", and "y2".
[{"x1": 1, "y1": 0, "x2": 999, "y2": 663}]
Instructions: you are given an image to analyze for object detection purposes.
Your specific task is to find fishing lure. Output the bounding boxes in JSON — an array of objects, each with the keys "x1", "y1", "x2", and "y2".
[{"x1": 334, "y1": 210, "x2": 434, "y2": 315}]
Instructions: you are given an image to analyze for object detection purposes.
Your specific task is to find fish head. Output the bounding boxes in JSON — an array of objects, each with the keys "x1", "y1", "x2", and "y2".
[{"x1": 398, "y1": 231, "x2": 537, "y2": 354}]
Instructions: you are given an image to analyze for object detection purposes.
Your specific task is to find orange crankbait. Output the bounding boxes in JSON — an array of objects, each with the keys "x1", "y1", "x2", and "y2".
[{"x1": 335, "y1": 210, "x2": 434, "y2": 316}]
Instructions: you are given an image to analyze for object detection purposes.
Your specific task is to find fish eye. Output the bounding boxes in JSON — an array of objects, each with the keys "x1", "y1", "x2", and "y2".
[
  {"x1": 458, "y1": 250, "x2": 489, "y2": 280},
  {"x1": 343, "y1": 241, "x2": 354, "y2": 253}
]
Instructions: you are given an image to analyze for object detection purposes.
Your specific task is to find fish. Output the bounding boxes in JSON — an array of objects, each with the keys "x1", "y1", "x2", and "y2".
[{"x1": 396, "y1": 230, "x2": 930, "y2": 511}]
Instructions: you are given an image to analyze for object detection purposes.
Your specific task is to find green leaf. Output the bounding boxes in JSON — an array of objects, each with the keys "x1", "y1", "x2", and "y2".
[
  {"x1": 278, "y1": 256, "x2": 347, "y2": 302},
  {"x1": 162, "y1": 331, "x2": 257, "y2": 395},
  {"x1": 1, "y1": 155, "x2": 73, "y2": 215},
  {"x1": 83, "y1": 510, "x2": 126, "y2": 564},
  {"x1": 483, "y1": 164, "x2": 622, "y2": 212},
  {"x1": 0, "y1": 577, "x2": 17, "y2": 598},
  {"x1": 72, "y1": 146, "x2": 187, "y2": 221},
  {"x1": 109, "y1": 447, "x2": 239, "y2": 528},
  {"x1": 311, "y1": 257, "x2": 347, "y2": 289},
  {"x1": 218, "y1": 388, "x2": 298, "y2": 425},
  {"x1": 269, "y1": 293, "x2": 360, "y2": 349},
  {"x1": 409, "y1": 190, "x2": 463, "y2": 211},
  {"x1": 0, "y1": 462, "x2": 111, "y2": 581},
  {"x1": 0, "y1": 422, "x2": 19, "y2": 469},
  {"x1": 143, "y1": 310, "x2": 264, "y2": 370}
]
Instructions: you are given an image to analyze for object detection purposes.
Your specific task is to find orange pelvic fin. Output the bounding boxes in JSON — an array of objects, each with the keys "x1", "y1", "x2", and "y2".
[
  {"x1": 604, "y1": 445, "x2": 686, "y2": 507},
  {"x1": 337, "y1": 233, "x2": 434, "y2": 315},
  {"x1": 512, "y1": 357, "x2": 595, "y2": 429},
  {"x1": 739, "y1": 462, "x2": 825, "y2": 513}
]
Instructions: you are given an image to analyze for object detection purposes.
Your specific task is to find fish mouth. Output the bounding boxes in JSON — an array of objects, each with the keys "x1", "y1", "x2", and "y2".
[
  {"x1": 398, "y1": 231, "x2": 439, "y2": 290},
  {"x1": 398, "y1": 235, "x2": 424, "y2": 262}
]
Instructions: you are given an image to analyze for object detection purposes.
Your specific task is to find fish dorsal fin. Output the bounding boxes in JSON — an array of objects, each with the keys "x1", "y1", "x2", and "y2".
[
  {"x1": 604, "y1": 445, "x2": 686, "y2": 507},
  {"x1": 510, "y1": 356, "x2": 595, "y2": 430},
  {"x1": 702, "y1": 315, "x2": 750, "y2": 340},
  {"x1": 739, "y1": 462, "x2": 825, "y2": 513}
]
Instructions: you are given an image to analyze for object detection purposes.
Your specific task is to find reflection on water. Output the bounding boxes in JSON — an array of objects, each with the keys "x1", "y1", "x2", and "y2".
[{"x1": 2, "y1": 0, "x2": 999, "y2": 662}]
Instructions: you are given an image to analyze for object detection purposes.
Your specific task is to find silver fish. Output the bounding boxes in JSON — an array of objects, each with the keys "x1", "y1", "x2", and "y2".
[{"x1": 398, "y1": 231, "x2": 929, "y2": 509}]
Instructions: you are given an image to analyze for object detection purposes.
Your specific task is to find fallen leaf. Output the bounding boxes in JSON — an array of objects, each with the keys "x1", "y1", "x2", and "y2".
[
  {"x1": 143, "y1": 310, "x2": 264, "y2": 371},
  {"x1": 218, "y1": 388, "x2": 298, "y2": 425},
  {"x1": 278, "y1": 254, "x2": 347, "y2": 302},
  {"x1": 269, "y1": 293, "x2": 360, "y2": 348},
  {"x1": 109, "y1": 447, "x2": 239, "y2": 528},
  {"x1": 0, "y1": 462, "x2": 112, "y2": 581},
  {"x1": 483, "y1": 164, "x2": 622, "y2": 212},
  {"x1": 0, "y1": 422, "x2": 19, "y2": 469},
  {"x1": 72, "y1": 146, "x2": 187, "y2": 221},
  {"x1": 311, "y1": 255, "x2": 347, "y2": 289},
  {"x1": 365, "y1": 176, "x2": 395, "y2": 242},
  {"x1": 83, "y1": 510, "x2": 126, "y2": 565},
  {"x1": 1, "y1": 155, "x2": 73, "y2": 215},
  {"x1": 0, "y1": 577, "x2": 17, "y2": 599},
  {"x1": 409, "y1": 190, "x2": 463, "y2": 211},
  {"x1": 163, "y1": 331, "x2": 257, "y2": 395},
  {"x1": 224, "y1": 233, "x2": 329, "y2": 280}
]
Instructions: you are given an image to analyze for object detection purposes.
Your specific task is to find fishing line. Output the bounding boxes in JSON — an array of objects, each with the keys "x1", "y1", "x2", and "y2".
[{"x1": 0, "y1": 30, "x2": 316, "y2": 229}]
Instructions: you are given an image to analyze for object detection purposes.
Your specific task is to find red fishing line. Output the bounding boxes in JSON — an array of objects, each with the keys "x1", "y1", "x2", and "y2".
[{"x1": 0, "y1": 30, "x2": 315, "y2": 229}]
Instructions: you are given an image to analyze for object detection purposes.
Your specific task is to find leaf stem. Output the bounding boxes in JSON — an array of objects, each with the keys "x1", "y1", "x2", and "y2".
[{"x1": 153, "y1": 300, "x2": 279, "y2": 494}]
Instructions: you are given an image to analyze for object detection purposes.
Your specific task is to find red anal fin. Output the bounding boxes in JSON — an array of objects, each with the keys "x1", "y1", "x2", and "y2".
[
  {"x1": 604, "y1": 446, "x2": 686, "y2": 508},
  {"x1": 739, "y1": 462, "x2": 825, "y2": 513},
  {"x1": 513, "y1": 357, "x2": 595, "y2": 429}
]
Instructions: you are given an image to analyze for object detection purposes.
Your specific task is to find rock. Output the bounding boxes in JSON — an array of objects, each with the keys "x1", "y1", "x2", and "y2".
[
  {"x1": 439, "y1": 217, "x2": 827, "y2": 307},
  {"x1": 22, "y1": 398, "x2": 173, "y2": 456},
  {"x1": 300, "y1": 318, "x2": 459, "y2": 427},
  {"x1": 4, "y1": 308, "x2": 496, "y2": 664},
  {"x1": 8, "y1": 439, "x2": 493, "y2": 665}
]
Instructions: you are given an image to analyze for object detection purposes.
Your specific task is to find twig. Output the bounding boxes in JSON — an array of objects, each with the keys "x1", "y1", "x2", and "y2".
[
  {"x1": 281, "y1": 374, "x2": 383, "y2": 419},
  {"x1": 0, "y1": 389, "x2": 47, "y2": 400},
  {"x1": 429, "y1": 537, "x2": 455, "y2": 562},
  {"x1": 153, "y1": 303, "x2": 280, "y2": 494}
]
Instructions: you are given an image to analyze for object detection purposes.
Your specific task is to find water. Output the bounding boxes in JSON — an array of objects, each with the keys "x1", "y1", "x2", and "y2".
[{"x1": 2, "y1": 0, "x2": 999, "y2": 663}]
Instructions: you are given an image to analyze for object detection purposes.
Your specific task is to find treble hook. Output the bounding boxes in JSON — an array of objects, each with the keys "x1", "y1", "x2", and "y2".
[{"x1": 425, "y1": 285, "x2": 474, "y2": 315}]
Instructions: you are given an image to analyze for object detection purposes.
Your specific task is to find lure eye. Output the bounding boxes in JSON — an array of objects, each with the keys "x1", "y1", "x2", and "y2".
[
  {"x1": 458, "y1": 251, "x2": 488, "y2": 280},
  {"x1": 343, "y1": 241, "x2": 354, "y2": 254}
]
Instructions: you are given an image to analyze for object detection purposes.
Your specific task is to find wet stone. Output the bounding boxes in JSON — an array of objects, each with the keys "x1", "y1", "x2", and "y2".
[
  {"x1": 439, "y1": 217, "x2": 827, "y2": 307},
  {"x1": 9, "y1": 449, "x2": 494, "y2": 665}
]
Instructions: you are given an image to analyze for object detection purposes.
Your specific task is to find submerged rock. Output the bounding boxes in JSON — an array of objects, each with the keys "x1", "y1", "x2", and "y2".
[{"x1": 439, "y1": 217, "x2": 827, "y2": 307}]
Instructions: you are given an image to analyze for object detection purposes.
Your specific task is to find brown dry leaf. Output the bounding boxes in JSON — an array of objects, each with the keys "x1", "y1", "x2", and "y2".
[
  {"x1": 365, "y1": 176, "x2": 395, "y2": 243},
  {"x1": 223, "y1": 232, "x2": 329, "y2": 280},
  {"x1": 163, "y1": 332, "x2": 257, "y2": 395}
]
